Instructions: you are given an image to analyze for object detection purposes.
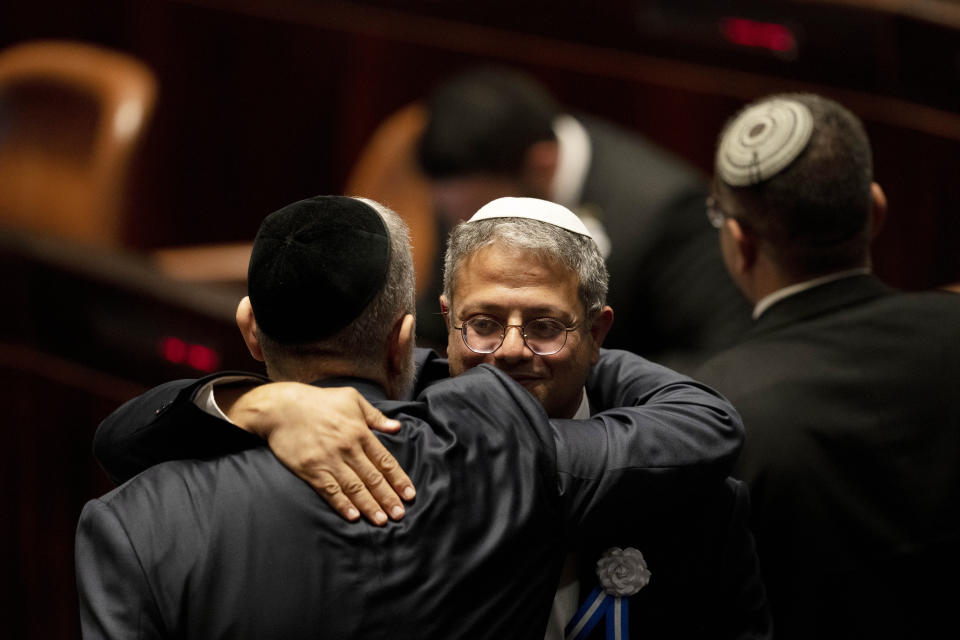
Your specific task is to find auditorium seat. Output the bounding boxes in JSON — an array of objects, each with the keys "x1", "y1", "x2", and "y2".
[
  {"x1": 0, "y1": 39, "x2": 156, "y2": 246},
  {"x1": 344, "y1": 102, "x2": 437, "y2": 298},
  {"x1": 151, "y1": 102, "x2": 439, "y2": 297}
]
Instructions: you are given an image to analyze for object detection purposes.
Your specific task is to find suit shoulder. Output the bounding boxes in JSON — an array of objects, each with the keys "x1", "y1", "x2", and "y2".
[
  {"x1": 96, "y1": 450, "x2": 283, "y2": 517},
  {"x1": 419, "y1": 365, "x2": 547, "y2": 422}
]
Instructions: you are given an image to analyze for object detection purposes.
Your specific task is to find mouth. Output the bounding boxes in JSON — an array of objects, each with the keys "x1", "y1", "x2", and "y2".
[{"x1": 508, "y1": 373, "x2": 542, "y2": 386}]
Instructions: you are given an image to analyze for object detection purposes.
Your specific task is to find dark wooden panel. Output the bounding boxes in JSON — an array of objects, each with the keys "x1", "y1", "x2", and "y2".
[
  {"x1": 3, "y1": 0, "x2": 958, "y2": 289},
  {"x1": 0, "y1": 345, "x2": 141, "y2": 640},
  {"x1": 2, "y1": 5, "x2": 959, "y2": 636},
  {"x1": 0, "y1": 229, "x2": 255, "y2": 639}
]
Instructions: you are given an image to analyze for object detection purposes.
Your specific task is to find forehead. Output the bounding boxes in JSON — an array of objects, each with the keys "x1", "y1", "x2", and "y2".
[{"x1": 452, "y1": 243, "x2": 582, "y2": 317}]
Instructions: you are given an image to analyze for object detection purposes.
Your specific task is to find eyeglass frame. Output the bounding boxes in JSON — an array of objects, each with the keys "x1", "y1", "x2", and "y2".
[
  {"x1": 706, "y1": 196, "x2": 734, "y2": 230},
  {"x1": 452, "y1": 315, "x2": 579, "y2": 356}
]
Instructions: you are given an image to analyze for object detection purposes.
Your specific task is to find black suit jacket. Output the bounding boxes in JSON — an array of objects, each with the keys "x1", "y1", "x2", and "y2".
[
  {"x1": 695, "y1": 276, "x2": 960, "y2": 638},
  {"x1": 78, "y1": 351, "x2": 753, "y2": 639}
]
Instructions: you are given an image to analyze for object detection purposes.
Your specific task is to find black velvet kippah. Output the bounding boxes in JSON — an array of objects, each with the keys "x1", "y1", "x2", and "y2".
[{"x1": 248, "y1": 195, "x2": 390, "y2": 344}]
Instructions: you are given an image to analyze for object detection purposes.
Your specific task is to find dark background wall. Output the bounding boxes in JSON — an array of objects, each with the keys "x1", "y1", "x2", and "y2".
[{"x1": 2, "y1": 1, "x2": 959, "y2": 637}]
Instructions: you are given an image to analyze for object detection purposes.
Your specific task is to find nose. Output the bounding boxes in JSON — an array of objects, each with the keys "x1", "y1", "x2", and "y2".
[{"x1": 495, "y1": 325, "x2": 532, "y2": 363}]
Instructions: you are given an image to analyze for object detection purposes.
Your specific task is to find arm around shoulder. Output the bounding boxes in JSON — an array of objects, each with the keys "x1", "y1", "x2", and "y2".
[
  {"x1": 94, "y1": 373, "x2": 264, "y2": 484},
  {"x1": 555, "y1": 349, "x2": 745, "y2": 528},
  {"x1": 581, "y1": 348, "x2": 744, "y2": 473}
]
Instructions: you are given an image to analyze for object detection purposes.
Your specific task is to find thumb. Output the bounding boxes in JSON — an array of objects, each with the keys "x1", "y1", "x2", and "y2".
[{"x1": 360, "y1": 397, "x2": 402, "y2": 433}]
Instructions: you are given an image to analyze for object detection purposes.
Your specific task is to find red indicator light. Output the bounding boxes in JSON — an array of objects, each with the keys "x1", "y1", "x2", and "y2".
[
  {"x1": 187, "y1": 344, "x2": 220, "y2": 373},
  {"x1": 161, "y1": 336, "x2": 187, "y2": 364},
  {"x1": 722, "y1": 17, "x2": 796, "y2": 55},
  {"x1": 160, "y1": 336, "x2": 221, "y2": 372}
]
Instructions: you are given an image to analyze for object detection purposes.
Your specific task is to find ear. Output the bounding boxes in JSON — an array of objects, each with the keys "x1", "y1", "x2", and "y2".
[
  {"x1": 387, "y1": 313, "x2": 416, "y2": 376},
  {"x1": 586, "y1": 305, "x2": 615, "y2": 365},
  {"x1": 522, "y1": 140, "x2": 559, "y2": 197},
  {"x1": 439, "y1": 295, "x2": 452, "y2": 330},
  {"x1": 727, "y1": 218, "x2": 757, "y2": 275},
  {"x1": 235, "y1": 297, "x2": 265, "y2": 362},
  {"x1": 869, "y1": 182, "x2": 887, "y2": 240}
]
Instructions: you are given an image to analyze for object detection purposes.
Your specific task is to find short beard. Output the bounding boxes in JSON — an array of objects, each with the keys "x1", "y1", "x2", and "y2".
[{"x1": 393, "y1": 349, "x2": 417, "y2": 400}]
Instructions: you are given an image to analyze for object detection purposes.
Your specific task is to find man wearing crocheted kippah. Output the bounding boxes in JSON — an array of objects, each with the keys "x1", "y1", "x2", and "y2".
[{"x1": 695, "y1": 93, "x2": 960, "y2": 639}]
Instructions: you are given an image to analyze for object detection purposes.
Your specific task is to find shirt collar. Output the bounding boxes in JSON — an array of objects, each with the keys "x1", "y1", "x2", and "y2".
[
  {"x1": 753, "y1": 267, "x2": 872, "y2": 319},
  {"x1": 549, "y1": 115, "x2": 591, "y2": 209},
  {"x1": 572, "y1": 388, "x2": 591, "y2": 420},
  {"x1": 311, "y1": 376, "x2": 389, "y2": 403}
]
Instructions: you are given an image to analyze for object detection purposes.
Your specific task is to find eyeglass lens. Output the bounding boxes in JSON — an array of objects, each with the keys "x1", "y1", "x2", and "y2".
[{"x1": 462, "y1": 317, "x2": 568, "y2": 355}]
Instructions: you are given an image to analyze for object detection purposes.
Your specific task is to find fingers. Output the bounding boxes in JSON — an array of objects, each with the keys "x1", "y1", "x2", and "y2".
[
  {"x1": 295, "y1": 434, "x2": 410, "y2": 526},
  {"x1": 311, "y1": 452, "x2": 402, "y2": 526},
  {"x1": 312, "y1": 467, "x2": 387, "y2": 525},
  {"x1": 364, "y1": 436, "x2": 416, "y2": 502},
  {"x1": 360, "y1": 397, "x2": 403, "y2": 433},
  {"x1": 337, "y1": 435, "x2": 409, "y2": 525},
  {"x1": 356, "y1": 395, "x2": 417, "y2": 502},
  {"x1": 254, "y1": 385, "x2": 416, "y2": 525}
]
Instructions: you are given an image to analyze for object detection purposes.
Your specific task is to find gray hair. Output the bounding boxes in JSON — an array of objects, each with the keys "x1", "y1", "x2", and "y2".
[
  {"x1": 442, "y1": 217, "x2": 608, "y2": 319},
  {"x1": 259, "y1": 198, "x2": 416, "y2": 373}
]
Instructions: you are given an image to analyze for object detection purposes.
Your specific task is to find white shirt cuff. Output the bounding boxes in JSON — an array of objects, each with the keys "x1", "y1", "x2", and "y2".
[{"x1": 193, "y1": 375, "x2": 263, "y2": 424}]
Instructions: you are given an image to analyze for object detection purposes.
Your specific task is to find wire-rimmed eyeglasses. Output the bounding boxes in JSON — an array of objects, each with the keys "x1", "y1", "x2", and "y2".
[
  {"x1": 706, "y1": 196, "x2": 733, "y2": 229},
  {"x1": 454, "y1": 316, "x2": 577, "y2": 356}
]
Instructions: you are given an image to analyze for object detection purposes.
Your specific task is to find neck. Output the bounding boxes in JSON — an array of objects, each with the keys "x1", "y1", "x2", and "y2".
[
  {"x1": 744, "y1": 251, "x2": 871, "y2": 305},
  {"x1": 267, "y1": 357, "x2": 388, "y2": 390},
  {"x1": 751, "y1": 265, "x2": 872, "y2": 318}
]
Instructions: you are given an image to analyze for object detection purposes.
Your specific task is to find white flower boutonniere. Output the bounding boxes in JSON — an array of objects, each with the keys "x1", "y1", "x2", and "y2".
[{"x1": 596, "y1": 546, "x2": 651, "y2": 597}]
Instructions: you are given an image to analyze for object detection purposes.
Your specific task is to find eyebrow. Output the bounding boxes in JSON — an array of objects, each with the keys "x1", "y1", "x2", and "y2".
[{"x1": 457, "y1": 302, "x2": 577, "y2": 322}]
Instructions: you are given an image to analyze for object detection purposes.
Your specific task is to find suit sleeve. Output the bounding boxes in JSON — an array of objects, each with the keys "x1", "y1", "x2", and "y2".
[
  {"x1": 76, "y1": 499, "x2": 165, "y2": 639},
  {"x1": 555, "y1": 348, "x2": 744, "y2": 529},
  {"x1": 94, "y1": 374, "x2": 264, "y2": 484},
  {"x1": 94, "y1": 348, "x2": 443, "y2": 483}
]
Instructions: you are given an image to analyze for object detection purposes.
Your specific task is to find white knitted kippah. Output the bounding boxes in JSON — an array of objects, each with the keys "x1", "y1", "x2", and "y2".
[
  {"x1": 716, "y1": 98, "x2": 814, "y2": 186},
  {"x1": 468, "y1": 197, "x2": 593, "y2": 238}
]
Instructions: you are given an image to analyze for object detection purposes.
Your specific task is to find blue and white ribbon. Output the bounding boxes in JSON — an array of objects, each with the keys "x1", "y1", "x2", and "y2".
[{"x1": 564, "y1": 586, "x2": 629, "y2": 640}]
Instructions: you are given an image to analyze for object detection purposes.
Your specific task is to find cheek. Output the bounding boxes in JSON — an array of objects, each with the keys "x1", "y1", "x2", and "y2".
[
  {"x1": 447, "y1": 341, "x2": 486, "y2": 376},
  {"x1": 543, "y1": 349, "x2": 590, "y2": 388}
]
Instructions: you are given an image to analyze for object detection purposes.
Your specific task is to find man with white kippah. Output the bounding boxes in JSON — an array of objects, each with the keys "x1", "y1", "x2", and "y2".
[
  {"x1": 437, "y1": 196, "x2": 770, "y2": 639},
  {"x1": 414, "y1": 66, "x2": 753, "y2": 372},
  {"x1": 91, "y1": 195, "x2": 771, "y2": 638},
  {"x1": 694, "y1": 92, "x2": 960, "y2": 639},
  {"x1": 441, "y1": 197, "x2": 606, "y2": 421}
]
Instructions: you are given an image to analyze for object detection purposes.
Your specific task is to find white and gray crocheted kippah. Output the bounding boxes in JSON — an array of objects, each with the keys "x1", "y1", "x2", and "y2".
[{"x1": 716, "y1": 98, "x2": 814, "y2": 186}]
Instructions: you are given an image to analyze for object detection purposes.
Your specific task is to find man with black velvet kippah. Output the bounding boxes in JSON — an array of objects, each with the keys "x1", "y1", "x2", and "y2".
[
  {"x1": 248, "y1": 195, "x2": 392, "y2": 343},
  {"x1": 76, "y1": 195, "x2": 747, "y2": 639}
]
